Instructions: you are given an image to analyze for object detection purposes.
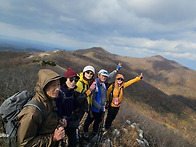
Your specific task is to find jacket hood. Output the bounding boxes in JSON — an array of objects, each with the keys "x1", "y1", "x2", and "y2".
[
  {"x1": 34, "y1": 69, "x2": 61, "y2": 101},
  {"x1": 79, "y1": 72, "x2": 89, "y2": 85}
]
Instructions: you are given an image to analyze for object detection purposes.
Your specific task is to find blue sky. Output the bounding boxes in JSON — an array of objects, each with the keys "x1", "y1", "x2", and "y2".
[{"x1": 0, "y1": 0, "x2": 196, "y2": 71}]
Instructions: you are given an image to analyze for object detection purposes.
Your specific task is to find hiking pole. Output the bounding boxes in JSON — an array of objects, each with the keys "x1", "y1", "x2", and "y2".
[
  {"x1": 76, "y1": 126, "x2": 83, "y2": 147},
  {"x1": 55, "y1": 122, "x2": 66, "y2": 147},
  {"x1": 95, "y1": 109, "x2": 107, "y2": 146}
]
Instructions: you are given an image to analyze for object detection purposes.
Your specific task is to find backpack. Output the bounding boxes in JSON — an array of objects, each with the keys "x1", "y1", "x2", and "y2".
[{"x1": 0, "y1": 90, "x2": 48, "y2": 147}]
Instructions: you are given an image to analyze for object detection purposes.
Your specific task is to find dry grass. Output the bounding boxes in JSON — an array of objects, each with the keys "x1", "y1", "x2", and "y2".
[
  {"x1": 0, "y1": 49, "x2": 196, "y2": 147},
  {"x1": 116, "y1": 99, "x2": 196, "y2": 147}
]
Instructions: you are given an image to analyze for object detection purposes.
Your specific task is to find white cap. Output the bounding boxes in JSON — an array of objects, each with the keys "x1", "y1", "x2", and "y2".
[
  {"x1": 83, "y1": 65, "x2": 95, "y2": 74},
  {"x1": 98, "y1": 69, "x2": 108, "y2": 77}
]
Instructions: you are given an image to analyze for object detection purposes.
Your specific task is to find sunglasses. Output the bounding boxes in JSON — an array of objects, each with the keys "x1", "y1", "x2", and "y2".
[
  {"x1": 69, "y1": 77, "x2": 79, "y2": 83},
  {"x1": 117, "y1": 78, "x2": 124, "y2": 81},
  {"x1": 86, "y1": 71, "x2": 94, "y2": 76}
]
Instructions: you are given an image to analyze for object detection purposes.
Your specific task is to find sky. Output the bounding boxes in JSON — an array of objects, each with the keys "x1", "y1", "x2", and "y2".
[{"x1": 0, "y1": 0, "x2": 196, "y2": 71}]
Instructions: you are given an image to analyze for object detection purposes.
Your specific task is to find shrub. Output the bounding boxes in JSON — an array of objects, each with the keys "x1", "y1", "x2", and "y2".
[
  {"x1": 47, "y1": 61, "x2": 56, "y2": 66},
  {"x1": 41, "y1": 60, "x2": 47, "y2": 66},
  {"x1": 41, "y1": 60, "x2": 56, "y2": 66},
  {"x1": 32, "y1": 60, "x2": 39, "y2": 63}
]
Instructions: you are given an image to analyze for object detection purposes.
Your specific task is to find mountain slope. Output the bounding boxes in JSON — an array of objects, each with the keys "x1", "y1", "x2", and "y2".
[
  {"x1": 27, "y1": 48, "x2": 196, "y2": 143},
  {"x1": 115, "y1": 55, "x2": 196, "y2": 99},
  {"x1": 0, "y1": 48, "x2": 195, "y2": 146}
]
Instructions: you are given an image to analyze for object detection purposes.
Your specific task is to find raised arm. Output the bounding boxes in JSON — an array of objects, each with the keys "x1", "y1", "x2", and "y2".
[
  {"x1": 106, "y1": 63, "x2": 122, "y2": 82},
  {"x1": 124, "y1": 73, "x2": 143, "y2": 88}
]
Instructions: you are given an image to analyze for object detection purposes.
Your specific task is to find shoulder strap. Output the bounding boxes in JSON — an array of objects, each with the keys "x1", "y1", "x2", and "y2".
[
  {"x1": 95, "y1": 78, "x2": 101, "y2": 91},
  {"x1": 108, "y1": 83, "x2": 115, "y2": 106},
  {"x1": 24, "y1": 100, "x2": 49, "y2": 126},
  {"x1": 95, "y1": 78, "x2": 99, "y2": 85},
  {"x1": 80, "y1": 81, "x2": 86, "y2": 93}
]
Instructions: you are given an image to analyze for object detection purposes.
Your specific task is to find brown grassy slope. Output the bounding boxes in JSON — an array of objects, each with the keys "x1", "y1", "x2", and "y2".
[
  {"x1": 22, "y1": 48, "x2": 195, "y2": 119},
  {"x1": 116, "y1": 55, "x2": 196, "y2": 99},
  {"x1": 0, "y1": 48, "x2": 195, "y2": 145},
  {"x1": 72, "y1": 47, "x2": 196, "y2": 108},
  {"x1": 2, "y1": 48, "x2": 195, "y2": 102},
  {"x1": 72, "y1": 48, "x2": 196, "y2": 143},
  {"x1": 114, "y1": 54, "x2": 196, "y2": 117},
  {"x1": 37, "y1": 48, "x2": 196, "y2": 145}
]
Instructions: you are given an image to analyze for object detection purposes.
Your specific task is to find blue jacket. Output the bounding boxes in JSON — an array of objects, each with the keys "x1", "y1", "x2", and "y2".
[{"x1": 91, "y1": 78, "x2": 107, "y2": 113}]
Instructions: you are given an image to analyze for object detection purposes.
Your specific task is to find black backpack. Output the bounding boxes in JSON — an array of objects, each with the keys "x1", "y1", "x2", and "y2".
[{"x1": 0, "y1": 90, "x2": 48, "y2": 147}]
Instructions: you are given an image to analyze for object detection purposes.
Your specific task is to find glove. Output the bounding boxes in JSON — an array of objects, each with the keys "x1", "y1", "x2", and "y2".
[
  {"x1": 59, "y1": 119, "x2": 67, "y2": 128},
  {"x1": 116, "y1": 64, "x2": 121, "y2": 71},
  {"x1": 100, "y1": 105, "x2": 105, "y2": 112},
  {"x1": 90, "y1": 81, "x2": 96, "y2": 91}
]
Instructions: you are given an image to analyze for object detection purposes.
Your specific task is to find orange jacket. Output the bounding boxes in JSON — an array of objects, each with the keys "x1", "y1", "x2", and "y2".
[{"x1": 107, "y1": 76, "x2": 141, "y2": 107}]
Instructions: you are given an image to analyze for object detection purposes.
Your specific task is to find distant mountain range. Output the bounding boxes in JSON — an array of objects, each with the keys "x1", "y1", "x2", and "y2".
[
  {"x1": 0, "y1": 44, "x2": 44, "y2": 52},
  {"x1": 0, "y1": 37, "x2": 72, "y2": 52}
]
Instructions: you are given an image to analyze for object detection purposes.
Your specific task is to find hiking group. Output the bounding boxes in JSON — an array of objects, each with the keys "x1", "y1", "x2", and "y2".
[{"x1": 0, "y1": 63, "x2": 143, "y2": 147}]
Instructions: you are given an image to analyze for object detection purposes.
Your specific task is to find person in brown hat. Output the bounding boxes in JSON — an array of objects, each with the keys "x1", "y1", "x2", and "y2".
[
  {"x1": 17, "y1": 69, "x2": 66, "y2": 147},
  {"x1": 55, "y1": 68, "x2": 82, "y2": 147},
  {"x1": 105, "y1": 73, "x2": 143, "y2": 130}
]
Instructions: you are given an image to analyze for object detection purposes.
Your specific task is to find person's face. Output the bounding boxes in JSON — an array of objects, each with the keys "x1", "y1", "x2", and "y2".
[
  {"x1": 116, "y1": 77, "x2": 124, "y2": 85},
  {"x1": 98, "y1": 74, "x2": 107, "y2": 83},
  {"x1": 66, "y1": 76, "x2": 79, "y2": 89},
  {"x1": 84, "y1": 70, "x2": 94, "y2": 80},
  {"x1": 45, "y1": 79, "x2": 60, "y2": 98}
]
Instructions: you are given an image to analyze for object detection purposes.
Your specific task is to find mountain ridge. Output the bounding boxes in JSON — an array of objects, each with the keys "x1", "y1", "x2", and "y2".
[{"x1": 0, "y1": 47, "x2": 195, "y2": 146}]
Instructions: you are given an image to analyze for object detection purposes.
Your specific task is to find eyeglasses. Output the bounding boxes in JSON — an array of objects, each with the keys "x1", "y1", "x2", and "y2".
[
  {"x1": 69, "y1": 77, "x2": 79, "y2": 83},
  {"x1": 86, "y1": 71, "x2": 94, "y2": 76},
  {"x1": 117, "y1": 78, "x2": 124, "y2": 81}
]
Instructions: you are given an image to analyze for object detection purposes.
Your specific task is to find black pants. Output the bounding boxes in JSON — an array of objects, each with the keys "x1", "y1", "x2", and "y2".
[
  {"x1": 105, "y1": 106, "x2": 119, "y2": 129},
  {"x1": 83, "y1": 111, "x2": 104, "y2": 133},
  {"x1": 65, "y1": 126, "x2": 77, "y2": 147}
]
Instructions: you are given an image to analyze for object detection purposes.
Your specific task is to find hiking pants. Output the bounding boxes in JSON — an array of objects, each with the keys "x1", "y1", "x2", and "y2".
[
  {"x1": 83, "y1": 111, "x2": 104, "y2": 133},
  {"x1": 105, "y1": 106, "x2": 119, "y2": 129},
  {"x1": 65, "y1": 127, "x2": 77, "y2": 147}
]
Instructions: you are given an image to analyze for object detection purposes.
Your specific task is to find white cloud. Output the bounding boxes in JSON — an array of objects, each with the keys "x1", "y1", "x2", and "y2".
[
  {"x1": 163, "y1": 52, "x2": 196, "y2": 60},
  {"x1": 0, "y1": 0, "x2": 196, "y2": 70},
  {"x1": 0, "y1": 22, "x2": 89, "y2": 48},
  {"x1": 96, "y1": 36, "x2": 196, "y2": 61}
]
